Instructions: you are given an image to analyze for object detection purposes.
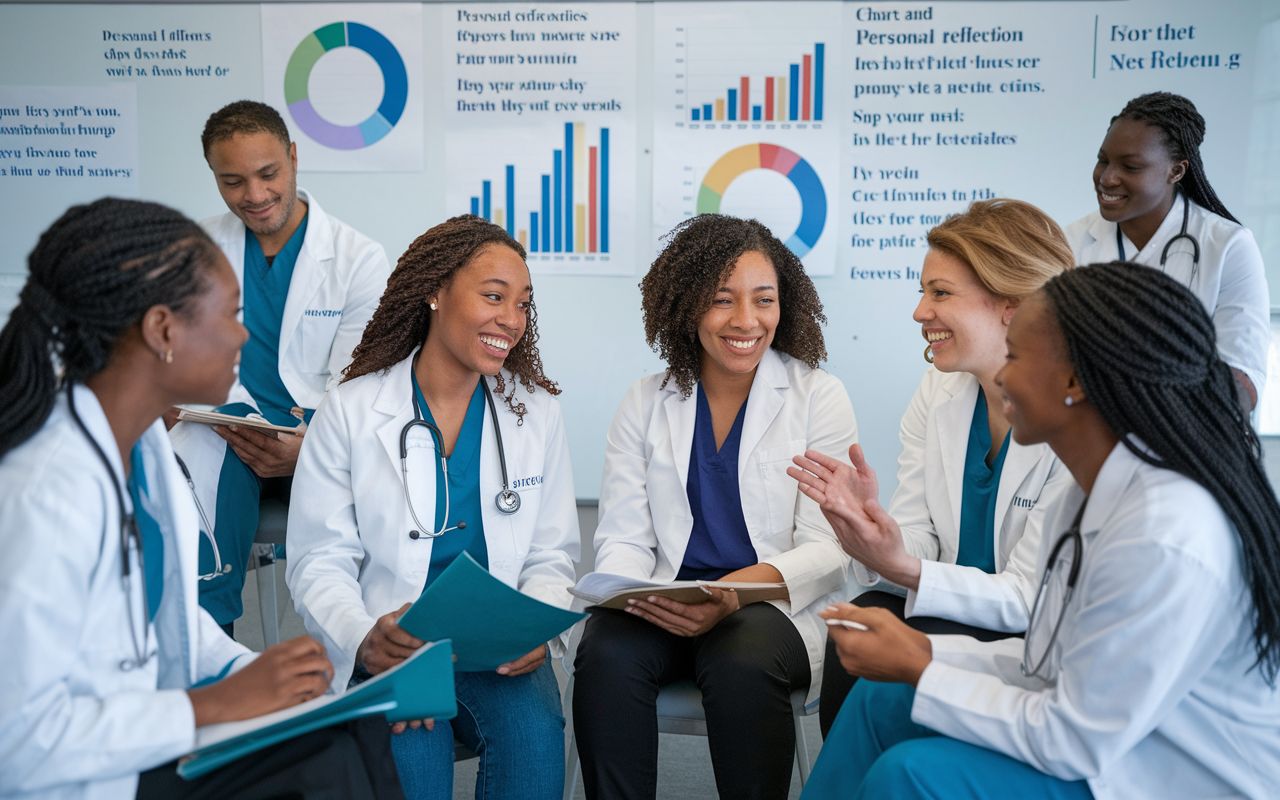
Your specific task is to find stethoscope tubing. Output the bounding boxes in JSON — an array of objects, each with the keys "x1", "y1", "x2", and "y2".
[
  {"x1": 1115, "y1": 192, "x2": 1200, "y2": 288},
  {"x1": 173, "y1": 454, "x2": 231, "y2": 581},
  {"x1": 1020, "y1": 500, "x2": 1087, "y2": 680}
]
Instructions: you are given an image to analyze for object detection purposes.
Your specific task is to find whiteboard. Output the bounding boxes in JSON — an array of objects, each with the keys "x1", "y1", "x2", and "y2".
[{"x1": 1, "y1": 1, "x2": 1277, "y2": 502}]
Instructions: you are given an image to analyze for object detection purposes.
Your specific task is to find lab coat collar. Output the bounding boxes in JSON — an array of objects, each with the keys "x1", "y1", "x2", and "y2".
[
  {"x1": 1083, "y1": 192, "x2": 1186, "y2": 263},
  {"x1": 935, "y1": 371, "x2": 979, "y2": 532},
  {"x1": 1078, "y1": 439, "x2": 1144, "y2": 536},
  {"x1": 67, "y1": 382, "x2": 126, "y2": 492},
  {"x1": 279, "y1": 188, "x2": 333, "y2": 361},
  {"x1": 372, "y1": 355, "x2": 417, "y2": 476}
]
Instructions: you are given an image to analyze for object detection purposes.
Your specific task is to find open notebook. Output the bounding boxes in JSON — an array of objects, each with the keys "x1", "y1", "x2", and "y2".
[
  {"x1": 569, "y1": 573, "x2": 788, "y2": 610},
  {"x1": 178, "y1": 639, "x2": 455, "y2": 779},
  {"x1": 175, "y1": 407, "x2": 300, "y2": 435}
]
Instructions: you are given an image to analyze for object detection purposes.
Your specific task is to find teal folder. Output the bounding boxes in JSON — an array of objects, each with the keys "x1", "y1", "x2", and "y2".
[
  {"x1": 177, "y1": 639, "x2": 456, "y2": 780},
  {"x1": 396, "y1": 552, "x2": 586, "y2": 672}
]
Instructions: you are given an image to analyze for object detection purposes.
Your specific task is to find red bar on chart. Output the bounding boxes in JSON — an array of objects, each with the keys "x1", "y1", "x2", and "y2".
[
  {"x1": 588, "y1": 146, "x2": 598, "y2": 253},
  {"x1": 802, "y1": 54, "x2": 812, "y2": 121},
  {"x1": 740, "y1": 77, "x2": 749, "y2": 121},
  {"x1": 765, "y1": 77, "x2": 774, "y2": 120}
]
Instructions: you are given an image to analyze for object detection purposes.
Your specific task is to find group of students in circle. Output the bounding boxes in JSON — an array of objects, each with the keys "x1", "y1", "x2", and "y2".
[{"x1": 0, "y1": 89, "x2": 1276, "y2": 800}]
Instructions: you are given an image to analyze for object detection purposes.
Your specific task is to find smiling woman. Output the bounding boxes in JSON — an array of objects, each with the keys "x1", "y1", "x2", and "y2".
[{"x1": 572, "y1": 215, "x2": 858, "y2": 800}]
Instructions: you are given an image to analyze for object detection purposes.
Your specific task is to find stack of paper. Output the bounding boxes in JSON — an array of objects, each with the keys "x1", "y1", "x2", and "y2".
[
  {"x1": 569, "y1": 573, "x2": 789, "y2": 610},
  {"x1": 178, "y1": 639, "x2": 455, "y2": 779},
  {"x1": 176, "y1": 407, "x2": 299, "y2": 435},
  {"x1": 396, "y1": 553, "x2": 586, "y2": 672}
]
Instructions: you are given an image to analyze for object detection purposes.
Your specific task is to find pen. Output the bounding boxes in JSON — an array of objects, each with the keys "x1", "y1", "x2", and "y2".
[{"x1": 824, "y1": 618, "x2": 869, "y2": 631}]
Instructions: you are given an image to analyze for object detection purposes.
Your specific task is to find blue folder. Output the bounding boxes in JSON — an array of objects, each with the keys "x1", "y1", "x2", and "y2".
[
  {"x1": 177, "y1": 639, "x2": 455, "y2": 780},
  {"x1": 396, "y1": 553, "x2": 586, "y2": 672}
]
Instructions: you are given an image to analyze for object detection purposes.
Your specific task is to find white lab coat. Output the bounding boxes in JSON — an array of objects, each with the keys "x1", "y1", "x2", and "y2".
[
  {"x1": 1065, "y1": 197, "x2": 1269, "y2": 394},
  {"x1": 590, "y1": 348, "x2": 857, "y2": 704},
  {"x1": 0, "y1": 386, "x2": 254, "y2": 800},
  {"x1": 912, "y1": 441, "x2": 1280, "y2": 800},
  {"x1": 854, "y1": 368, "x2": 1075, "y2": 632},
  {"x1": 168, "y1": 188, "x2": 391, "y2": 534},
  {"x1": 285, "y1": 355, "x2": 580, "y2": 690}
]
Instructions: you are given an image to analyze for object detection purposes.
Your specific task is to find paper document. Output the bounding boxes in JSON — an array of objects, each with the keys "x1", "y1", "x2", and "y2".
[
  {"x1": 178, "y1": 639, "x2": 455, "y2": 779},
  {"x1": 176, "y1": 407, "x2": 300, "y2": 435},
  {"x1": 396, "y1": 553, "x2": 585, "y2": 672},
  {"x1": 570, "y1": 572, "x2": 788, "y2": 610}
]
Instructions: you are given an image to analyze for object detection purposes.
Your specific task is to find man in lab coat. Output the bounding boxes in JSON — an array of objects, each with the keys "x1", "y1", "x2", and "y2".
[{"x1": 170, "y1": 100, "x2": 392, "y2": 633}]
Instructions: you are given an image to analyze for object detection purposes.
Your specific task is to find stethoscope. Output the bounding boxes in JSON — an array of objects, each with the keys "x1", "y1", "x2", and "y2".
[
  {"x1": 399, "y1": 367, "x2": 521, "y2": 540},
  {"x1": 66, "y1": 385, "x2": 155, "y2": 673},
  {"x1": 173, "y1": 454, "x2": 233, "y2": 581},
  {"x1": 1115, "y1": 192, "x2": 1201, "y2": 287},
  {"x1": 1020, "y1": 500, "x2": 1086, "y2": 680}
]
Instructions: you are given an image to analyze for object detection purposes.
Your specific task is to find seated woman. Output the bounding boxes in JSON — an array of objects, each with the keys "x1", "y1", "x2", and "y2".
[
  {"x1": 799, "y1": 262, "x2": 1280, "y2": 799},
  {"x1": 0, "y1": 199, "x2": 399, "y2": 799},
  {"x1": 792, "y1": 199, "x2": 1077, "y2": 736},
  {"x1": 286, "y1": 215, "x2": 579, "y2": 800},
  {"x1": 573, "y1": 215, "x2": 857, "y2": 800}
]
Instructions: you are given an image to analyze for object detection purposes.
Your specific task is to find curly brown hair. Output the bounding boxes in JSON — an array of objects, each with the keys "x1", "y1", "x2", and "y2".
[
  {"x1": 342, "y1": 215, "x2": 559, "y2": 421},
  {"x1": 641, "y1": 215, "x2": 827, "y2": 398}
]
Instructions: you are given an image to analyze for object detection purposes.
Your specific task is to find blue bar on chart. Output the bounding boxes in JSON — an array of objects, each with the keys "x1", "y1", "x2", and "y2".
[
  {"x1": 703, "y1": 103, "x2": 712, "y2": 120},
  {"x1": 541, "y1": 175, "x2": 551, "y2": 252},
  {"x1": 814, "y1": 43, "x2": 824, "y2": 121},
  {"x1": 483, "y1": 180, "x2": 491, "y2": 220},
  {"x1": 564, "y1": 123, "x2": 574, "y2": 253},
  {"x1": 553, "y1": 150, "x2": 562, "y2": 252},
  {"x1": 601, "y1": 128, "x2": 609, "y2": 253},
  {"x1": 530, "y1": 212, "x2": 538, "y2": 252},
  {"x1": 470, "y1": 197, "x2": 479, "y2": 216},
  {"x1": 692, "y1": 108, "x2": 701, "y2": 121},
  {"x1": 504, "y1": 166, "x2": 515, "y2": 236},
  {"x1": 788, "y1": 63, "x2": 799, "y2": 120},
  {"x1": 752, "y1": 105, "x2": 761, "y2": 121},
  {"x1": 727, "y1": 88, "x2": 737, "y2": 121}
]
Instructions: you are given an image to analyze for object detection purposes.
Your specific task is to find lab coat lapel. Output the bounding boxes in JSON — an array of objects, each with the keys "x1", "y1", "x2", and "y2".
[
  {"x1": 936, "y1": 375, "x2": 979, "y2": 534},
  {"x1": 373, "y1": 356, "x2": 417, "y2": 482},
  {"x1": 993, "y1": 440, "x2": 1040, "y2": 543},
  {"x1": 737, "y1": 348, "x2": 788, "y2": 481},
  {"x1": 664, "y1": 382, "x2": 696, "y2": 493},
  {"x1": 279, "y1": 189, "x2": 333, "y2": 363}
]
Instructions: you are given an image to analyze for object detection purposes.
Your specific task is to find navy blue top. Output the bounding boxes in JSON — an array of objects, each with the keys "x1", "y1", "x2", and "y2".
[
  {"x1": 954, "y1": 388, "x2": 1011, "y2": 574},
  {"x1": 677, "y1": 385, "x2": 758, "y2": 581},
  {"x1": 126, "y1": 444, "x2": 165, "y2": 621},
  {"x1": 241, "y1": 215, "x2": 309, "y2": 427},
  {"x1": 413, "y1": 373, "x2": 489, "y2": 589}
]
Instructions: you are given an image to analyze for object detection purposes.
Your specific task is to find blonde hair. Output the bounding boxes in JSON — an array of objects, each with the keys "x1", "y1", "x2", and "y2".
[{"x1": 926, "y1": 198, "x2": 1073, "y2": 301}]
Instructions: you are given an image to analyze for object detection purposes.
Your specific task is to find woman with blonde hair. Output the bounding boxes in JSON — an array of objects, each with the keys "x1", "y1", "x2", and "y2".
[{"x1": 788, "y1": 199, "x2": 1077, "y2": 736}]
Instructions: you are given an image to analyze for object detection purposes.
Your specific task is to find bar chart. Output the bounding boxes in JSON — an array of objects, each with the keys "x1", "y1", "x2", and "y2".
[
  {"x1": 689, "y1": 43, "x2": 825, "y2": 123},
  {"x1": 462, "y1": 122, "x2": 615, "y2": 259}
]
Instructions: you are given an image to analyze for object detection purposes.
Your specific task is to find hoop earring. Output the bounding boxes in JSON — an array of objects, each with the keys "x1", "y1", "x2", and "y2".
[{"x1": 923, "y1": 344, "x2": 933, "y2": 364}]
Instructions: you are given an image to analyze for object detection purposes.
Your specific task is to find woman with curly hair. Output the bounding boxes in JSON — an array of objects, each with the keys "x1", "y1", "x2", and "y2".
[
  {"x1": 571, "y1": 215, "x2": 857, "y2": 800},
  {"x1": 285, "y1": 215, "x2": 579, "y2": 800}
]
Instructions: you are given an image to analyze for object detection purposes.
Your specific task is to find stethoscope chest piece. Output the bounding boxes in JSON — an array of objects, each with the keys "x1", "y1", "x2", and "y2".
[{"x1": 496, "y1": 488, "x2": 521, "y2": 515}]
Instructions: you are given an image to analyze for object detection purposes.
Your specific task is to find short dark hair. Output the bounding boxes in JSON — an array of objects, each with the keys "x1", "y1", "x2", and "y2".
[
  {"x1": 641, "y1": 215, "x2": 827, "y2": 398},
  {"x1": 201, "y1": 100, "x2": 291, "y2": 158}
]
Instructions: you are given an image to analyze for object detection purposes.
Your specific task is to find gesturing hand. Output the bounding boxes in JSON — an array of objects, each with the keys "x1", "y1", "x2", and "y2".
[
  {"x1": 626, "y1": 587, "x2": 740, "y2": 637},
  {"x1": 357, "y1": 603, "x2": 426, "y2": 676},
  {"x1": 788, "y1": 444, "x2": 921, "y2": 591},
  {"x1": 215, "y1": 423, "x2": 304, "y2": 479},
  {"x1": 188, "y1": 635, "x2": 333, "y2": 727},
  {"x1": 819, "y1": 603, "x2": 932, "y2": 687}
]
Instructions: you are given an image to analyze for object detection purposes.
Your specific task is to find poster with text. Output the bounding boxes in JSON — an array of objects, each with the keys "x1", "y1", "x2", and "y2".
[
  {"x1": 443, "y1": 3, "x2": 638, "y2": 276},
  {"x1": 653, "y1": 1, "x2": 843, "y2": 276},
  {"x1": 262, "y1": 3, "x2": 423, "y2": 172}
]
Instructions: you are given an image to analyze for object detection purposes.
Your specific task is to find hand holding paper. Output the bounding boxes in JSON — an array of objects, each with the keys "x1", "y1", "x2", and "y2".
[{"x1": 187, "y1": 636, "x2": 332, "y2": 727}]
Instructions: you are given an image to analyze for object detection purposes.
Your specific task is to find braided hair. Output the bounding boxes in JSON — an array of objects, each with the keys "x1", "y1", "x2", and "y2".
[
  {"x1": 1112, "y1": 92, "x2": 1238, "y2": 224},
  {"x1": 1042, "y1": 261, "x2": 1280, "y2": 684},
  {"x1": 0, "y1": 198, "x2": 218, "y2": 459},
  {"x1": 343, "y1": 215, "x2": 558, "y2": 421}
]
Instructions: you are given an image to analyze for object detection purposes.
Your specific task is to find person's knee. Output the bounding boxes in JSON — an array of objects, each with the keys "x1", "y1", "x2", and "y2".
[
  {"x1": 574, "y1": 612, "x2": 655, "y2": 680},
  {"x1": 859, "y1": 739, "x2": 939, "y2": 799}
]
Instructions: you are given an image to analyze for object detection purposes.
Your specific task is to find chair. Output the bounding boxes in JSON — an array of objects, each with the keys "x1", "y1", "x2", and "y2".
[
  {"x1": 249, "y1": 497, "x2": 289, "y2": 648},
  {"x1": 561, "y1": 675, "x2": 817, "y2": 800}
]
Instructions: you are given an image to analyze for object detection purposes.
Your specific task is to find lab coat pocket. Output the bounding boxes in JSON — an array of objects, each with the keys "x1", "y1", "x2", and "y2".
[
  {"x1": 297, "y1": 313, "x2": 342, "y2": 373},
  {"x1": 756, "y1": 440, "x2": 806, "y2": 535}
]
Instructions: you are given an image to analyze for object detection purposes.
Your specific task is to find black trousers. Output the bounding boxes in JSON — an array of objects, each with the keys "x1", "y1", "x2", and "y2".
[
  {"x1": 573, "y1": 602, "x2": 810, "y2": 800},
  {"x1": 817, "y1": 591, "x2": 1022, "y2": 738},
  {"x1": 135, "y1": 716, "x2": 405, "y2": 800}
]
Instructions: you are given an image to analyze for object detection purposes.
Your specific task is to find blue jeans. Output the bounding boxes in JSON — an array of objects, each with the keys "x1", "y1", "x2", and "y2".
[
  {"x1": 801, "y1": 681, "x2": 1093, "y2": 800},
  {"x1": 390, "y1": 659, "x2": 565, "y2": 800}
]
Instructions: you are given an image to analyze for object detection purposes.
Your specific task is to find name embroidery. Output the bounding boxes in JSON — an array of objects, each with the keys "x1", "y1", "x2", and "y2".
[
  {"x1": 511, "y1": 475, "x2": 544, "y2": 489},
  {"x1": 1011, "y1": 496, "x2": 1036, "y2": 509},
  {"x1": 304, "y1": 309, "x2": 342, "y2": 318}
]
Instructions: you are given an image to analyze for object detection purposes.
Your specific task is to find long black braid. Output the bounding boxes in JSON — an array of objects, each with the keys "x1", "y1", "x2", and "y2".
[
  {"x1": 0, "y1": 197, "x2": 218, "y2": 459},
  {"x1": 1112, "y1": 92, "x2": 1238, "y2": 224},
  {"x1": 1043, "y1": 262, "x2": 1280, "y2": 684}
]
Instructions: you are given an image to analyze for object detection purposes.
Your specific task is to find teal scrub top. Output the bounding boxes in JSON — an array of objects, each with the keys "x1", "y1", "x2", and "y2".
[
  {"x1": 954, "y1": 388, "x2": 1011, "y2": 574},
  {"x1": 126, "y1": 444, "x2": 165, "y2": 620},
  {"x1": 241, "y1": 215, "x2": 309, "y2": 427},
  {"x1": 412, "y1": 373, "x2": 489, "y2": 588}
]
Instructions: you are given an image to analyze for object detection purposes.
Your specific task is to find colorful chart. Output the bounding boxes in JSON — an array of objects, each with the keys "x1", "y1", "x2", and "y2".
[
  {"x1": 696, "y1": 143, "x2": 826, "y2": 258},
  {"x1": 284, "y1": 21, "x2": 407, "y2": 150}
]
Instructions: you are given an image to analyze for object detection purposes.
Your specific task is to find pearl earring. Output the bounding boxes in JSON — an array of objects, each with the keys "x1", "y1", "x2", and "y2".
[
  {"x1": 1064, "y1": 396, "x2": 1074, "y2": 407},
  {"x1": 430, "y1": 302, "x2": 438, "y2": 310}
]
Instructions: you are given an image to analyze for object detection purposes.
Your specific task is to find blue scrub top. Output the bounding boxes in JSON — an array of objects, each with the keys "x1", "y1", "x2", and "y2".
[
  {"x1": 241, "y1": 215, "x2": 309, "y2": 427},
  {"x1": 413, "y1": 373, "x2": 489, "y2": 588},
  {"x1": 678, "y1": 385, "x2": 758, "y2": 581},
  {"x1": 127, "y1": 444, "x2": 165, "y2": 621},
  {"x1": 955, "y1": 388, "x2": 1011, "y2": 574}
]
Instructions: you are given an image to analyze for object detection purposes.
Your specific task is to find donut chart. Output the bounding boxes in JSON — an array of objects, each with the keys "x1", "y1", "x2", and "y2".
[
  {"x1": 695, "y1": 143, "x2": 826, "y2": 258},
  {"x1": 284, "y1": 21, "x2": 407, "y2": 150}
]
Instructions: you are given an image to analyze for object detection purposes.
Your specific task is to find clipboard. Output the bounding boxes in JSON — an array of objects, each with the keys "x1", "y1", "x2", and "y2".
[{"x1": 176, "y1": 407, "x2": 301, "y2": 436}]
